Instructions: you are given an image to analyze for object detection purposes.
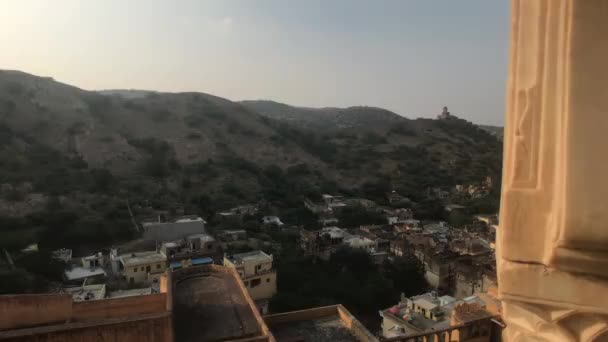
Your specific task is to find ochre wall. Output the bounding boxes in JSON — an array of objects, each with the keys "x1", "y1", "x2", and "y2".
[
  {"x1": 0, "y1": 294, "x2": 72, "y2": 331},
  {"x1": 0, "y1": 290, "x2": 172, "y2": 342},
  {"x1": 2, "y1": 315, "x2": 173, "y2": 342},
  {"x1": 72, "y1": 293, "x2": 167, "y2": 321},
  {"x1": 263, "y1": 305, "x2": 338, "y2": 325}
]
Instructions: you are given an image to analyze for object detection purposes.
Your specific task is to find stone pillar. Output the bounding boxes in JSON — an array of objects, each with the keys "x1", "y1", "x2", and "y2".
[{"x1": 498, "y1": 0, "x2": 608, "y2": 341}]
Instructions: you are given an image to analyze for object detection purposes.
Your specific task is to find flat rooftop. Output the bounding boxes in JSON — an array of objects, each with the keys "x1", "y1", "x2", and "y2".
[
  {"x1": 64, "y1": 266, "x2": 105, "y2": 281},
  {"x1": 120, "y1": 251, "x2": 166, "y2": 267},
  {"x1": 227, "y1": 250, "x2": 273, "y2": 265},
  {"x1": 271, "y1": 316, "x2": 360, "y2": 342},
  {"x1": 62, "y1": 284, "x2": 106, "y2": 301},
  {"x1": 107, "y1": 287, "x2": 152, "y2": 299},
  {"x1": 173, "y1": 270, "x2": 262, "y2": 341},
  {"x1": 264, "y1": 305, "x2": 377, "y2": 342}
]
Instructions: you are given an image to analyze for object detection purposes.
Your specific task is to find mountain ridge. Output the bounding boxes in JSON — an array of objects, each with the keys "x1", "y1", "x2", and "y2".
[{"x1": 0, "y1": 69, "x2": 502, "y2": 219}]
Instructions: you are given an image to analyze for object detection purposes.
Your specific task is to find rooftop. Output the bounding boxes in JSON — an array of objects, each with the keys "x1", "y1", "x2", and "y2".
[
  {"x1": 321, "y1": 226, "x2": 347, "y2": 239},
  {"x1": 62, "y1": 284, "x2": 106, "y2": 301},
  {"x1": 227, "y1": 250, "x2": 273, "y2": 265},
  {"x1": 264, "y1": 305, "x2": 377, "y2": 342},
  {"x1": 120, "y1": 251, "x2": 166, "y2": 267},
  {"x1": 187, "y1": 233, "x2": 216, "y2": 242},
  {"x1": 271, "y1": 316, "x2": 361, "y2": 342},
  {"x1": 344, "y1": 235, "x2": 375, "y2": 247},
  {"x1": 385, "y1": 293, "x2": 493, "y2": 334},
  {"x1": 64, "y1": 266, "x2": 106, "y2": 281},
  {"x1": 173, "y1": 265, "x2": 266, "y2": 341},
  {"x1": 175, "y1": 215, "x2": 207, "y2": 223},
  {"x1": 219, "y1": 229, "x2": 246, "y2": 234},
  {"x1": 107, "y1": 287, "x2": 152, "y2": 299}
]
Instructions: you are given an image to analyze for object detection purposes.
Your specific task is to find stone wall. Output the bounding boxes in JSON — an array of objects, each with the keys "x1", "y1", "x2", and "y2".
[
  {"x1": 72, "y1": 293, "x2": 167, "y2": 322},
  {"x1": 0, "y1": 294, "x2": 72, "y2": 331},
  {"x1": 1, "y1": 313, "x2": 172, "y2": 342},
  {"x1": 0, "y1": 287, "x2": 172, "y2": 342}
]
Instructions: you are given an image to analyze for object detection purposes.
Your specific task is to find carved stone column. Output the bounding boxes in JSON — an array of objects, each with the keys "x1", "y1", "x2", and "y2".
[{"x1": 498, "y1": 0, "x2": 608, "y2": 341}]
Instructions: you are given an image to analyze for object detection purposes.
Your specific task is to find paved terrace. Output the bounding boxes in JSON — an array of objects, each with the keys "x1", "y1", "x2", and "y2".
[
  {"x1": 172, "y1": 265, "x2": 271, "y2": 342},
  {"x1": 264, "y1": 305, "x2": 378, "y2": 342}
]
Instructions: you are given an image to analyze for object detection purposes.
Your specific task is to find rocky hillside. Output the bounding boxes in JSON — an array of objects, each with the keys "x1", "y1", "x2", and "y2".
[
  {"x1": 239, "y1": 100, "x2": 403, "y2": 131},
  {"x1": 0, "y1": 70, "x2": 502, "y2": 222},
  {"x1": 478, "y1": 125, "x2": 504, "y2": 139}
]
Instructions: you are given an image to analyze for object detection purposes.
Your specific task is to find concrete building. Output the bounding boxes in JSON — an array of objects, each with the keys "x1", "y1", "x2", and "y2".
[
  {"x1": 217, "y1": 229, "x2": 247, "y2": 242},
  {"x1": 112, "y1": 250, "x2": 167, "y2": 285},
  {"x1": 380, "y1": 292, "x2": 499, "y2": 341},
  {"x1": 142, "y1": 216, "x2": 206, "y2": 242},
  {"x1": 224, "y1": 251, "x2": 277, "y2": 314},
  {"x1": 61, "y1": 284, "x2": 106, "y2": 302},
  {"x1": 300, "y1": 226, "x2": 347, "y2": 260},
  {"x1": 160, "y1": 233, "x2": 222, "y2": 266},
  {"x1": 262, "y1": 216, "x2": 284, "y2": 226},
  {"x1": 264, "y1": 305, "x2": 378, "y2": 342}
]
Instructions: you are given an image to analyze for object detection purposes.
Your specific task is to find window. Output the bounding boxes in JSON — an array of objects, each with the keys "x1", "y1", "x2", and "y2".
[
  {"x1": 267, "y1": 278, "x2": 270, "y2": 283},
  {"x1": 208, "y1": 244, "x2": 213, "y2": 250},
  {"x1": 146, "y1": 265, "x2": 151, "y2": 273},
  {"x1": 251, "y1": 278, "x2": 261, "y2": 288},
  {"x1": 244, "y1": 281, "x2": 249, "y2": 287},
  {"x1": 133, "y1": 267, "x2": 138, "y2": 273},
  {"x1": 141, "y1": 267, "x2": 145, "y2": 271},
  {"x1": 157, "y1": 264, "x2": 161, "y2": 269}
]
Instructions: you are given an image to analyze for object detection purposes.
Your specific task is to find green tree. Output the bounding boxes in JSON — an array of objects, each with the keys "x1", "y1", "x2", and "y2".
[{"x1": 383, "y1": 254, "x2": 429, "y2": 297}]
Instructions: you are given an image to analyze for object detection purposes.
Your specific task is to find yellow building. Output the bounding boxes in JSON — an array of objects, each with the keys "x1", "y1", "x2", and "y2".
[
  {"x1": 224, "y1": 250, "x2": 277, "y2": 314},
  {"x1": 117, "y1": 251, "x2": 167, "y2": 285}
]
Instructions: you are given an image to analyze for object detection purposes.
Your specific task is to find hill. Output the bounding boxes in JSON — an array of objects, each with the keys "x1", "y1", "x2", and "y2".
[
  {"x1": 0, "y1": 70, "x2": 502, "y2": 253},
  {"x1": 478, "y1": 125, "x2": 504, "y2": 139},
  {"x1": 239, "y1": 100, "x2": 403, "y2": 131}
]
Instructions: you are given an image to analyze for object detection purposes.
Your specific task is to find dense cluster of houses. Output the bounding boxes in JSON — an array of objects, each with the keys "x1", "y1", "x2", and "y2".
[
  {"x1": 300, "y1": 191, "x2": 498, "y2": 303},
  {"x1": 51, "y1": 214, "x2": 277, "y2": 314},
  {"x1": 21, "y1": 180, "x2": 498, "y2": 339}
]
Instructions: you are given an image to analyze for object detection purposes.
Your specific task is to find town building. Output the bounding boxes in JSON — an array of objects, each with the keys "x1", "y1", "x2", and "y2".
[
  {"x1": 63, "y1": 254, "x2": 107, "y2": 285},
  {"x1": 264, "y1": 305, "x2": 377, "y2": 342},
  {"x1": 224, "y1": 251, "x2": 277, "y2": 314},
  {"x1": 111, "y1": 250, "x2": 167, "y2": 285},
  {"x1": 160, "y1": 232, "x2": 222, "y2": 266},
  {"x1": 217, "y1": 229, "x2": 247, "y2": 242},
  {"x1": 300, "y1": 226, "x2": 347, "y2": 260},
  {"x1": 262, "y1": 215, "x2": 284, "y2": 226},
  {"x1": 380, "y1": 291, "x2": 499, "y2": 341},
  {"x1": 142, "y1": 215, "x2": 206, "y2": 242},
  {"x1": 61, "y1": 284, "x2": 106, "y2": 302}
]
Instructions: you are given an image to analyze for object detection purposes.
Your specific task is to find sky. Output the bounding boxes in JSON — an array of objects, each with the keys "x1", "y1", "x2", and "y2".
[{"x1": 0, "y1": 1, "x2": 510, "y2": 125}]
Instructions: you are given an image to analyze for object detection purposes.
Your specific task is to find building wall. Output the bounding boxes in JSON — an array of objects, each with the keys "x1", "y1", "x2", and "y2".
[
  {"x1": 72, "y1": 293, "x2": 167, "y2": 321},
  {"x1": 0, "y1": 289, "x2": 172, "y2": 342},
  {"x1": 0, "y1": 294, "x2": 72, "y2": 331},
  {"x1": 243, "y1": 272, "x2": 277, "y2": 301},
  {"x1": 123, "y1": 261, "x2": 167, "y2": 284},
  {"x1": 240, "y1": 259, "x2": 272, "y2": 278},
  {"x1": 425, "y1": 269, "x2": 441, "y2": 289},
  {"x1": 381, "y1": 313, "x2": 420, "y2": 338},
  {"x1": 1, "y1": 314, "x2": 172, "y2": 342},
  {"x1": 142, "y1": 221, "x2": 205, "y2": 241},
  {"x1": 454, "y1": 273, "x2": 487, "y2": 300}
]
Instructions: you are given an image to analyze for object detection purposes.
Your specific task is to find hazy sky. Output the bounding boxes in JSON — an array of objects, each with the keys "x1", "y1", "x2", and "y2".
[{"x1": 1, "y1": 1, "x2": 509, "y2": 125}]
